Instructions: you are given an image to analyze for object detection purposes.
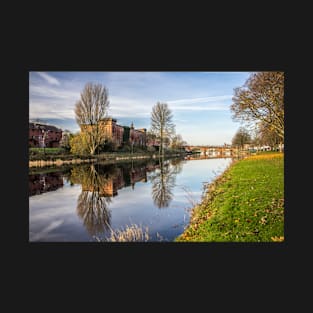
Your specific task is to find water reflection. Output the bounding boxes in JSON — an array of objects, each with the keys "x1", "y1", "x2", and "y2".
[
  {"x1": 29, "y1": 172, "x2": 64, "y2": 196},
  {"x1": 150, "y1": 158, "x2": 184, "y2": 209},
  {"x1": 69, "y1": 164, "x2": 113, "y2": 235},
  {"x1": 67, "y1": 161, "x2": 164, "y2": 235},
  {"x1": 29, "y1": 157, "x2": 232, "y2": 241},
  {"x1": 170, "y1": 158, "x2": 185, "y2": 175}
]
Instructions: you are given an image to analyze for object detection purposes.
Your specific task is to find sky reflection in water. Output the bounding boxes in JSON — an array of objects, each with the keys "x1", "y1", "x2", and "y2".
[{"x1": 29, "y1": 157, "x2": 232, "y2": 242}]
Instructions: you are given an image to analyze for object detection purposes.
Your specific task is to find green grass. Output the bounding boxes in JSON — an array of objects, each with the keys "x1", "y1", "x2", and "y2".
[
  {"x1": 29, "y1": 147, "x2": 67, "y2": 155},
  {"x1": 176, "y1": 153, "x2": 284, "y2": 242}
]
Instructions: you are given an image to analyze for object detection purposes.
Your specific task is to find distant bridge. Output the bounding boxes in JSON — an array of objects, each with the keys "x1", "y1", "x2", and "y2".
[{"x1": 184, "y1": 145, "x2": 235, "y2": 157}]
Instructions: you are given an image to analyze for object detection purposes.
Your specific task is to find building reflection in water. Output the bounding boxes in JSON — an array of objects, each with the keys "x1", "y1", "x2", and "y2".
[
  {"x1": 68, "y1": 161, "x2": 158, "y2": 236},
  {"x1": 29, "y1": 158, "x2": 185, "y2": 236},
  {"x1": 29, "y1": 172, "x2": 64, "y2": 196}
]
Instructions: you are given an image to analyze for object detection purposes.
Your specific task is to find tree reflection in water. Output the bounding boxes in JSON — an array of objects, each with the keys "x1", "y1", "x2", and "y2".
[
  {"x1": 68, "y1": 158, "x2": 185, "y2": 233},
  {"x1": 170, "y1": 158, "x2": 184, "y2": 175},
  {"x1": 69, "y1": 164, "x2": 116, "y2": 236},
  {"x1": 150, "y1": 158, "x2": 184, "y2": 209}
]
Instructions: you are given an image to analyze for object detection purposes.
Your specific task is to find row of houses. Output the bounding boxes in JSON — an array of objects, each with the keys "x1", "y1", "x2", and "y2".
[
  {"x1": 29, "y1": 122, "x2": 63, "y2": 148},
  {"x1": 29, "y1": 118, "x2": 147, "y2": 149}
]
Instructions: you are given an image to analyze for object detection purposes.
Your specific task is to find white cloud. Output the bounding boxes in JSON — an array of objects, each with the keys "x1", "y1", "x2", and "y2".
[
  {"x1": 108, "y1": 95, "x2": 154, "y2": 118},
  {"x1": 30, "y1": 84, "x2": 80, "y2": 100},
  {"x1": 107, "y1": 94, "x2": 232, "y2": 117},
  {"x1": 167, "y1": 95, "x2": 232, "y2": 105},
  {"x1": 165, "y1": 95, "x2": 232, "y2": 112},
  {"x1": 37, "y1": 72, "x2": 61, "y2": 85},
  {"x1": 171, "y1": 105, "x2": 229, "y2": 111},
  {"x1": 29, "y1": 80, "x2": 81, "y2": 120},
  {"x1": 29, "y1": 99, "x2": 76, "y2": 120}
]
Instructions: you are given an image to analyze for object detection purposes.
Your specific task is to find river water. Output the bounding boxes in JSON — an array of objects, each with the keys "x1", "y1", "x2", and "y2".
[{"x1": 29, "y1": 157, "x2": 232, "y2": 242}]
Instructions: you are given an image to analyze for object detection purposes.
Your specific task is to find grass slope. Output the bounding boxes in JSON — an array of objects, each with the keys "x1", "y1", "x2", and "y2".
[{"x1": 176, "y1": 153, "x2": 284, "y2": 242}]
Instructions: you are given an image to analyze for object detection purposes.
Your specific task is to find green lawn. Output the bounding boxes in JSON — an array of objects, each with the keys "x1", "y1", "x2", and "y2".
[
  {"x1": 175, "y1": 153, "x2": 284, "y2": 242},
  {"x1": 29, "y1": 147, "x2": 67, "y2": 155}
]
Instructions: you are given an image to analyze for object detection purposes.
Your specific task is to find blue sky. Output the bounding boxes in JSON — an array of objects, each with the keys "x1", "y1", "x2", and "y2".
[{"x1": 29, "y1": 71, "x2": 251, "y2": 145}]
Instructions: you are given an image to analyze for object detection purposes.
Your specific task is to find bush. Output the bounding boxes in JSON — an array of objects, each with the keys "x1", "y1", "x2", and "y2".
[
  {"x1": 96, "y1": 224, "x2": 150, "y2": 242},
  {"x1": 118, "y1": 144, "x2": 131, "y2": 153},
  {"x1": 147, "y1": 145, "x2": 156, "y2": 152}
]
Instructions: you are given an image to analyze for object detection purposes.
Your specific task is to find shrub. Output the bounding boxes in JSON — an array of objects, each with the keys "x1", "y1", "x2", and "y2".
[{"x1": 96, "y1": 224, "x2": 150, "y2": 242}]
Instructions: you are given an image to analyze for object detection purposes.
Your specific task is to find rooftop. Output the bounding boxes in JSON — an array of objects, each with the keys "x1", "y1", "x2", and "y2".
[{"x1": 29, "y1": 122, "x2": 62, "y2": 132}]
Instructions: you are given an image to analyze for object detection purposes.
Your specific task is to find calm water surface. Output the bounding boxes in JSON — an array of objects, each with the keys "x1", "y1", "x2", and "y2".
[{"x1": 29, "y1": 157, "x2": 232, "y2": 242}]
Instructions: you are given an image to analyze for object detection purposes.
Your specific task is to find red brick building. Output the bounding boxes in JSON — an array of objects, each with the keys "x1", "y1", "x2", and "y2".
[
  {"x1": 101, "y1": 118, "x2": 124, "y2": 147},
  {"x1": 129, "y1": 122, "x2": 147, "y2": 147},
  {"x1": 80, "y1": 118, "x2": 146, "y2": 149},
  {"x1": 29, "y1": 122, "x2": 63, "y2": 148},
  {"x1": 80, "y1": 118, "x2": 124, "y2": 148}
]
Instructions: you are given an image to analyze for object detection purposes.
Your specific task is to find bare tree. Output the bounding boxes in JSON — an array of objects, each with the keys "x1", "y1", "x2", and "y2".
[
  {"x1": 253, "y1": 121, "x2": 281, "y2": 149},
  {"x1": 59, "y1": 130, "x2": 73, "y2": 151},
  {"x1": 232, "y1": 127, "x2": 251, "y2": 150},
  {"x1": 150, "y1": 102, "x2": 175, "y2": 157},
  {"x1": 230, "y1": 72, "x2": 284, "y2": 141},
  {"x1": 170, "y1": 134, "x2": 187, "y2": 150},
  {"x1": 75, "y1": 83, "x2": 110, "y2": 155}
]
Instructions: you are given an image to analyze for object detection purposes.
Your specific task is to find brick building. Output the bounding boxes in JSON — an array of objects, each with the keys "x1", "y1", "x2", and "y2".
[
  {"x1": 29, "y1": 122, "x2": 63, "y2": 148},
  {"x1": 129, "y1": 122, "x2": 147, "y2": 147},
  {"x1": 80, "y1": 118, "x2": 146, "y2": 149},
  {"x1": 101, "y1": 118, "x2": 124, "y2": 147}
]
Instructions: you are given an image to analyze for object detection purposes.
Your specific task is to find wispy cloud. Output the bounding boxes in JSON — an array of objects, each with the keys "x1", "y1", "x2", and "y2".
[
  {"x1": 30, "y1": 84, "x2": 80, "y2": 99},
  {"x1": 108, "y1": 96, "x2": 153, "y2": 118},
  {"x1": 37, "y1": 72, "x2": 61, "y2": 85},
  {"x1": 29, "y1": 96, "x2": 77, "y2": 120},
  {"x1": 167, "y1": 95, "x2": 232, "y2": 105},
  {"x1": 166, "y1": 95, "x2": 232, "y2": 111},
  {"x1": 29, "y1": 99, "x2": 76, "y2": 119},
  {"x1": 29, "y1": 78, "x2": 81, "y2": 120},
  {"x1": 171, "y1": 105, "x2": 229, "y2": 111}
]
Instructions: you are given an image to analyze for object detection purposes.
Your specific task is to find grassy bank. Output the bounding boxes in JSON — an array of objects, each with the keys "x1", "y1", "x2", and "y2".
[{"x1": 176, "y1": 152, "x2": 284, "y2": 242}]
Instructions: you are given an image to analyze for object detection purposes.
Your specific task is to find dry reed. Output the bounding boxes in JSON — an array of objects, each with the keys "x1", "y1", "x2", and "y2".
[{"x1": 97, "y1": 223, "x2": 150, "y2": 242}]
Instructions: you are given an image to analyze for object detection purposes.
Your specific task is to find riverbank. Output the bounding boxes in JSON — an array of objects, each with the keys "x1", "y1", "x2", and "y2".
[
  {"x1": 29, "y1": 151, "x2": 185, "y2": 167},
  {"x1": 175, "y1": 152, "x2": 284, "y2": 242}
]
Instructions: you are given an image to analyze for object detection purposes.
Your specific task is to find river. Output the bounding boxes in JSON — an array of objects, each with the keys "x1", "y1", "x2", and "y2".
[{"x1": 29, "y1": 157, "x2": 232, "y2": 242}]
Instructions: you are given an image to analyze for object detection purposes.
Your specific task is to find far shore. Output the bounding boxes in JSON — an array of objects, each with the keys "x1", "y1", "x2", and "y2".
[{"x1": 29, "y1": 152, "x2": 185, "y2": 168}]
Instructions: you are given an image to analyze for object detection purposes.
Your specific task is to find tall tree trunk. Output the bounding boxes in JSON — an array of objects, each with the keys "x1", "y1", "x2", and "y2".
[
  {"x1": 158, "y1": 140, "x2": 161, "y2": 159},
  {"x1": 161, "y1": 126, "x2": 164, "y2": 158}
]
